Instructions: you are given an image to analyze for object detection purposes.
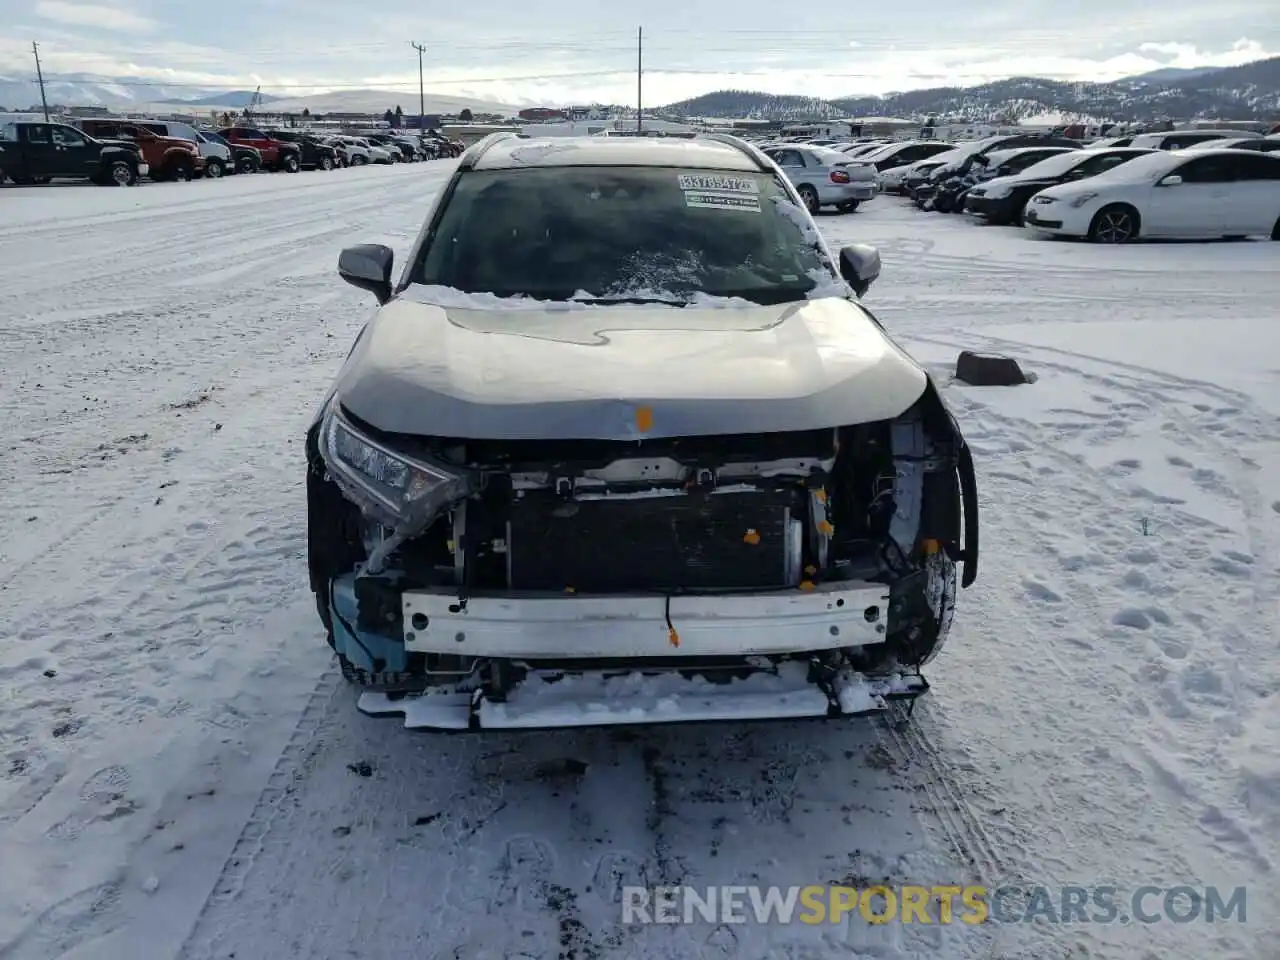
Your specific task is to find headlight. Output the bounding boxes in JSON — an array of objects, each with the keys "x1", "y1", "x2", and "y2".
[
  {"x1": 1067, "y1": 191, "x2": 1099, "y2": 208},
  {"x1": 319, "y1": 401, "x2": 480, "y2": 531},
  {"x1": 1033, "y1": 195, "x2": 1056, "y2": 205}
]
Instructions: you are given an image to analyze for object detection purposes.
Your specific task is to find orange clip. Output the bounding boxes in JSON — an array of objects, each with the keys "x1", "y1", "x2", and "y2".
[{"x1": 667, "y1": 626, "x2": 680, "y2": 647}]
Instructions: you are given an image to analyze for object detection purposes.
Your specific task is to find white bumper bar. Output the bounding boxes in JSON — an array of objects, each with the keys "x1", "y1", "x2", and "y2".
[{"x1": 401, "y1": 581, "x2": 892, "y2": 660}]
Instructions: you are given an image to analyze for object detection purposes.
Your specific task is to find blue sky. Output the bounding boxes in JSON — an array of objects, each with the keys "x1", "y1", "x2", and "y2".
[{"x1": 1, "y1": 0, "x2": 1276, "y2": 104}]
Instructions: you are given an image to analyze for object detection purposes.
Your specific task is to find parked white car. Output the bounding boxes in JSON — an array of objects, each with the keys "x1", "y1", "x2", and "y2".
[
  {"x1": 333, "y1": 136, "x2": 373, "y2": 165},
  {"x1": 760, "y1": 144, "x2": 878, "y2": 213},
  {"x1": 350, "y1": 137, "x2": 393, "y2": 164},
  {"x1": 1182, "y1": 137, "x2": 1280, "y2": 154},
  {"x1": 1023, "y1": 148, "x2": 1280, "y2": 242},
  {"x1": 193, "y1": 131, "x2": 235, "y2": 177},
  {"x1": 1127, "y1": 129, "x2": 1261, "y2": 150}
]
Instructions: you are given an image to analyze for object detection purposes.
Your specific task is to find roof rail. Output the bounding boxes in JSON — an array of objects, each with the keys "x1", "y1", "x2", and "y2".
[
  {"x1": 696, "y1": 131, "x2": 774, "y2": 172},
  {"x1": 457, "y1": 131, "x2": 520, "y2": 171}
]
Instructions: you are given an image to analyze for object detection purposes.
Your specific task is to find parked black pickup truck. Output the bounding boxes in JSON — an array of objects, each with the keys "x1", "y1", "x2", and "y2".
[
  {"x1": 264, "y1": 130, "x2": 339, "y2": 170},
  {"x1": 0, "y1": 120, "x2": 147, "y2": 185}
]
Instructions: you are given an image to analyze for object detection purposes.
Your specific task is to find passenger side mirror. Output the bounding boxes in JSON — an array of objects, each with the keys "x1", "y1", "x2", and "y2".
[
  {"x1": 838, "y1": 244, "x2": 881, "y2": 298},
  {"x1": 338, "y1": 244, "x2": 395, "y2": 304},
  {"x1": 1159, "y1": 174, "x2": 1183, "y2": 186}
]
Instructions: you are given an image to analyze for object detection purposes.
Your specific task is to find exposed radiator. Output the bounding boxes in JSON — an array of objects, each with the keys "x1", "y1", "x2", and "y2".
[{"x1": 503, "y1": 486, "x2": 807, "y2": 592}]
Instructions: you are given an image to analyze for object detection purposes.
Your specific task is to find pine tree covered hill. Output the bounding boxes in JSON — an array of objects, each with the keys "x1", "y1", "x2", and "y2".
[{"x1": 657, "y1": 56, "x2": 1280, "y2": 122}]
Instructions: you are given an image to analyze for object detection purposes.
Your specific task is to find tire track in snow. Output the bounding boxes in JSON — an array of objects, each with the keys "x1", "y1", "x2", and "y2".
[{"x1": 899, "y1": 333, "x2": 1276, "y2": 958}]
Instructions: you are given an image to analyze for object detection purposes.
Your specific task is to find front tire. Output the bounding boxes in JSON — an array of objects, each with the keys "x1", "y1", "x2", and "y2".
[
  {"x1": 797, "y1": 185, "x2": 820, "y2": 214},
  {"x1": 204, "y1": 158, "x2": 224, "y2": 179},
  {"x1": 281, "y1": 153, "x2": 300, "y2": 173},
  {"x1": 353, "y1": 155, "x2": 368, "y2": 166},
  {"x1": 836, "y1": 200, "x2": 860, "y2": 213},
  {"x1": 320, "y1": 155, "x2": 334, "y2": 171},
  {"x1": 1088, "y1": 204, "x2": 1139, "y2": 243},
  {"x1": 108, "y1": 160, "x2": 137, "y2": 186}
]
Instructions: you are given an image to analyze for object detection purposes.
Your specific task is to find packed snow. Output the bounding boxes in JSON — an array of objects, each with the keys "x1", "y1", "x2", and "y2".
[{"x1": 1, "y1": 162, "x2": 1277, "y2": 960}]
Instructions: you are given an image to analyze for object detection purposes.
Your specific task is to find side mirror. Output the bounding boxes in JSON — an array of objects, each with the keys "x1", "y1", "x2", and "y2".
[
  {"x1": 338, "y1": 244, "x2": 395, "y2": 304},
  {"x1": 1159, "y1": 174, "x2": 1183, "y2": 187},
  {"x1": 838, "y1": 244, "x2": 881, "y2": 298}
]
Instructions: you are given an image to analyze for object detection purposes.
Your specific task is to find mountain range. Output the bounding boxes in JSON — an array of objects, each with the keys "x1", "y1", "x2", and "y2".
[
  {"x1": 2, "y1": 57, "x2": 1278, "y2": 123},
  {"x1": 660, "y1": 56, "x2": 1280, "y2": 123},
  {"x1": 0, "y1": 74, "x2": 515, "y2": 115}
]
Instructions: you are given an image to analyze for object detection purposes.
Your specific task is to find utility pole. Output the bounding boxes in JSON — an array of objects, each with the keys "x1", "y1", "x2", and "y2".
[
  {"x1": 32, "y1": 41, "x2": 50, "y2": 121},
  {"x1": 636, "y1": 27, "x2": 642, "y2": 133},
  {"x1": 410, "y1": 42, "x2": 426, "y2": 132}
]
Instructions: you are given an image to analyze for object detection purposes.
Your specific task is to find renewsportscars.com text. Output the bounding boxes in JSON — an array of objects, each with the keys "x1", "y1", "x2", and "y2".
[{"x1": 621, "y1": 884, "x2": 1248, "y2": 926}]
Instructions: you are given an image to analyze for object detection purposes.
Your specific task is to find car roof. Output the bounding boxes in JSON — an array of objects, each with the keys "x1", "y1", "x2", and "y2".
[
  {"x1": 470, "y1": 135, "x2": 760, "y2": 172},
  {"x1": 986, "y1": 145, "x2": 1074, "y2": 160},
  {"x1": 1166, "y1": 147, "x2": 1280, "y2": 159}
]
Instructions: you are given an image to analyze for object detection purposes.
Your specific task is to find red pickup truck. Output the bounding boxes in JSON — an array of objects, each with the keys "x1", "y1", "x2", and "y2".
[
  {"x1": 75, "y1": 118, "x2": 204, "y2": 181},
  {"x1": 217, "y1": 127, "x2": 302, "y2": 172}
]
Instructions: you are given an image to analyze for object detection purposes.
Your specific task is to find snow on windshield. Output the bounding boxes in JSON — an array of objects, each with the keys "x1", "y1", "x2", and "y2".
[{"x1": 412, "y1": 166, "x2": 846, "y2": 306}]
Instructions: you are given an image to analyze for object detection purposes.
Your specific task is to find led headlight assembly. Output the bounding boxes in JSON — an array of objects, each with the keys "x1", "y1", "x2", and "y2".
[{"x1": 319, "y1": 400, "x2": 480, "y2": 533}]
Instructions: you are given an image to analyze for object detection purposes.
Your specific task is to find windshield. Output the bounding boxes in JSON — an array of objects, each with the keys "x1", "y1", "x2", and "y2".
[
  {"x1": 1084, "y1": 150, "x2": 1177, "y2": 182},
  {"x1": 200, "y1": 131, "x2": 229, "y2": 147},
  {"x1": 412, "y1": 166, "x2": 834, "y2": 305},
  {"x1": 1013, "y1": 151, "x2": 1092, "y2": 178}
]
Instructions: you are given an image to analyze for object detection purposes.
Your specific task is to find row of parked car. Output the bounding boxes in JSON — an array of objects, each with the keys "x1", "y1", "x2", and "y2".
[
  {"x1": 734, "y1": 136, "x2": 962, "y2": 215},
  {"x1": 890, "y1": 128, "x2": 1280, "y2": 241},
  {"x1": 0, "y1": 116, "x2": 465, "y2": 187}
]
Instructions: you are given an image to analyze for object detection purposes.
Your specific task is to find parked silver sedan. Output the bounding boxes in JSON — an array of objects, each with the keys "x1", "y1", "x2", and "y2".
[{"x1": 761, "y1": 144, "x2": 877, "y2": 213}]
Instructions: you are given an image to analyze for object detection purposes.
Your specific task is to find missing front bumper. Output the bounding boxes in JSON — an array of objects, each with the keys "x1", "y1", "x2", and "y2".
[{"x1": 356, "y1": 663, "x2": 928, "y2": 731}]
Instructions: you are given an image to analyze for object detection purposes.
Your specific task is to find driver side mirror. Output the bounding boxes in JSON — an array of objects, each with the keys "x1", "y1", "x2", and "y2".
[
  {"x1": 838, "y1": 244, "x2": 881, "y2": 298},
  {"x1": 338, "y1": 244, "x2": 395, "y2": 304},
  {"x1": 1159, "y1": 174, "x2": 1183, "y2": 186}
]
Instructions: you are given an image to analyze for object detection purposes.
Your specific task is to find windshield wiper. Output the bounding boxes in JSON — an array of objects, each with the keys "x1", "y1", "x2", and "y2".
[{"x1": 570, "y1": 296, "x2": 688, "y2": 306}]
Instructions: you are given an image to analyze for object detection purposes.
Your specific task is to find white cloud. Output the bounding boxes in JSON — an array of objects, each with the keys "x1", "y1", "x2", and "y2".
[
  {"x1": 33, "y1": 1, "x2": 157, "y2": 33},
  {"x1": 0, "y1": 15, "x2": 1273, "y2": 107}
]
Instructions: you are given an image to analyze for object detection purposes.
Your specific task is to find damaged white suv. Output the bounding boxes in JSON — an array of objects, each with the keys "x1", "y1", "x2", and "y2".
[{"x1": 306, "y1": 132, "x2": 979, "y2": 731}]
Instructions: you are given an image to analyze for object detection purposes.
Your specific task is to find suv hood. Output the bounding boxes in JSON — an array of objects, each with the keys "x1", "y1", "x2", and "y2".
[
  {"x1": 331, "y1": 289, "x2": 928, "y2": 440},
  {"x1": 95, "y1": 138, "x2": 141, "y2": 152}
]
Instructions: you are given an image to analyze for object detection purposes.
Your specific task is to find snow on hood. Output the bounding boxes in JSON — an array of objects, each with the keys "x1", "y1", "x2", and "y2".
[{"x1": 330, "y1": 289, "x2": 928, "y2": 440}]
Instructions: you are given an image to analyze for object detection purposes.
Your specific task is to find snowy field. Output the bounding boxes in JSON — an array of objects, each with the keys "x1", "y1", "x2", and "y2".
[{"x1": 1, "y1": 163, "x2": 1278, "y2": 960}]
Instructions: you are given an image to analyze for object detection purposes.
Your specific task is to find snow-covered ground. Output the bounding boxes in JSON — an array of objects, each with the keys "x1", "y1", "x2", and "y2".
[{"x1": 1, "y1": 165, "x2": 1277, "y2": 960}]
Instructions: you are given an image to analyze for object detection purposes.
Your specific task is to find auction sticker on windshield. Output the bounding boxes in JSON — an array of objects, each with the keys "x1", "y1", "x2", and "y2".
[
  {"x1": 677, "y1": 174, "x2": 760, "y2": 194},
  {"x1": 678, "y1": 173, "x2": 761, "y2": 212}
]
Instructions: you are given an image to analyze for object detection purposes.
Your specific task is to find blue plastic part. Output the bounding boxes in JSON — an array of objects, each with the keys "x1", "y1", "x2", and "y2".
[{"x1": 328, "y1": 573, "x2": 411, "y2": 674}]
